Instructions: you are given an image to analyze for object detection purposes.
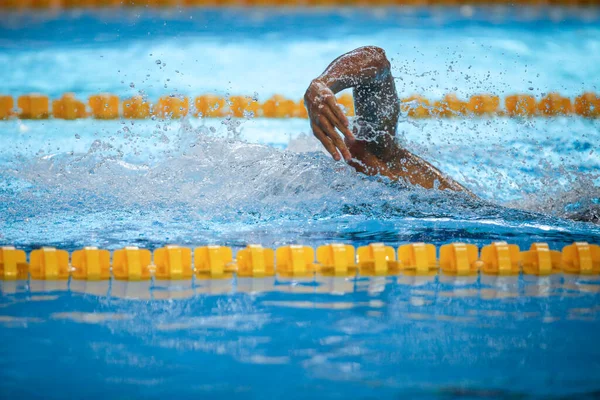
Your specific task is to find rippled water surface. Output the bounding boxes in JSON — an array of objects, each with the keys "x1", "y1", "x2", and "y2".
[
  {"x1": 2, "y1": 274, "x2": 600, "y2": 399},
  {"x1": 0, "y1": 7, "x2": 599, "y2": 398}
]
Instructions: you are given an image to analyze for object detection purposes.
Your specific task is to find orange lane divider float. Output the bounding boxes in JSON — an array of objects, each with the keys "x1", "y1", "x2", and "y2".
[
  {"x1": 154, "y1": 245, "x2": 193, "y2": 280},
  {"x1": 123, "y1": 95, "x2": 151, "y2": 119},
  {"x1": 276, "y1": 245, "x2": 316, "y2": 278},
  {"x1": 0, "y1": 92, "x2": 599, "y2": 120},
  {"x1": 521, "y1": 243, "x2": 562, "y2": 275},
  {"x1": 28, "y1": 247, "x2": 70, "y2": 280},
  {"x1": 52, "y1": 93, "x2": 87, "y2": 120},
  {"x1": 505, "y1": 94, "x2": 537, "y2": 117},
  {"x1": 113, "y1": 246, "x2": 153, "y2": 281},
  {"x1": 562, "y1": 242, "x2": 600, "y2": 275},
  {"x1": 439, "y1": 242, "x2": 480, "y2": 276},
  {"x1": 194, "y1": 245, "x2": 236, "y2": 279},
  {"x1": 0, "y1": 96, "x2": 15, "y2": 120},
  {"x1": 400, "y1": 92, "x2": 600, "y2": 119},
  {"x1": 89, "y1": 94, "x2": 120, "y2": 119},
  {"x1": 398, "y1": 242, "x2": 437, "y2": 275},
  {"x1": 71, "y1": 247, "x2": 111, "y2": 280},
  {"x1": 0, "y1": 246, "x2": 28, "y2": 280},
  {"x1": 480, "y1": 242, "x2": 521, "y2": 275},
  {"x1": 357, "y1": 243, "x2": 400, "y2": 276},
  {"x1": 236, "y1": 245, "x2": 275, "y2": 278},
  {"x1": 15, "y1": 94, "x2": 50, "y2": 119},
  {"x1": 537, "y1": 92, "x2": 573, "y2": 116},
  {"x1": 154, "y1": 96, "x2": 190, "y2": 119},
  {"x1": 1, "y1": 0, "x2": 598, "y2": 9},
  {"x1": 316, "y1": 243, "x2": 357, "y2": 277},
  {"x1": 1, "y1": 242, "x2": 599, "y2": 281}
]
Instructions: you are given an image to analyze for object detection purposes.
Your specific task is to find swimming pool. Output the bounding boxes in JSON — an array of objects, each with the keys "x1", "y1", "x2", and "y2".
[{"x1": 1, "y1": 7, "x2": 600, "y2": 399}]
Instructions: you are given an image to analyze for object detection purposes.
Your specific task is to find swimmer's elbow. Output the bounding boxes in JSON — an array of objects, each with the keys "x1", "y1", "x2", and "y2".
[{"x1": 357, "y1": 46, "x2": 391, "y2": 74}]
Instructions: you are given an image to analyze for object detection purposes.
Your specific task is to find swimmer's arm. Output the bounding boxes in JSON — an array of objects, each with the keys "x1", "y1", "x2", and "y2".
[
  {"x1": 306, "y1": 46, "x2": 472, "y2": 194},
  {"x1": 311, "y1": 46, "x2": 393, "y2": 94},
  {"x1": 304, "y1": 46, "x2": 393, "y2": 161},
  {"x1": 346, "y1": 141, "x2": 471, "y2": 192}
]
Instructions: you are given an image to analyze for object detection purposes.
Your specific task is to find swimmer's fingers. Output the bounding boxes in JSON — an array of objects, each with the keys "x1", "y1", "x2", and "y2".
[
  {"x1": 325, "y1": 96, "x2": 350, "y2": 130},
  {"x1": 324, "y1": 97, "x2": 354, "y2": 144},
  {"x1": 318, "y1": 115, "x2": 351, "y2": 161},
  {"x1": 312, "y1": 123, "x2": 341, "y2": 161},
  {"x1": 322, "y1": 103, "x2": 354, "y2": 145}
]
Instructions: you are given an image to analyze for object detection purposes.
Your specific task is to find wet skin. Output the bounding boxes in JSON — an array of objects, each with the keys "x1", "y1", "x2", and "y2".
[{"x1": 304, "y1": 46, "x2": 469, "y2": 193}]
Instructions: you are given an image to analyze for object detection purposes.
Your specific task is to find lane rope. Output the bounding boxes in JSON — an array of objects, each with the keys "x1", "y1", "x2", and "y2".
[
  {"x1": 1, "y1": 242, "x2": 598, "y2": 281},
  {"x1": 1, "y1": 0, "x2": 598, "y2": 9},
  {"x1": 1, "y1": 92, "x2": 598, "y2": 120}
]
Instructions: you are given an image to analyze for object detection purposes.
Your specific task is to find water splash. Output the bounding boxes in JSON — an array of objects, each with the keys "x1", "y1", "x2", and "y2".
[{"x1": 0, "y1": 117, "x2": 598, "y2": 250}]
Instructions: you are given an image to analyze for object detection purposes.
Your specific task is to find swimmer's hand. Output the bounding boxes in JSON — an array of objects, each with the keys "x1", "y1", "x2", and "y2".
[{"x1": 304, "y1": 79, "x2": 355, "y2": 161}]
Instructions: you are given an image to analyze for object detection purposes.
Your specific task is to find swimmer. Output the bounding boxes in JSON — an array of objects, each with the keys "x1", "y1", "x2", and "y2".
[{"x1": 305, "y1": 46, "x2": 468, "y2": 193}]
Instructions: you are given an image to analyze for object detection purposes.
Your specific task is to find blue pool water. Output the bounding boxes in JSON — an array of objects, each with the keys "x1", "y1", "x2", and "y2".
[
  {"x1": 0, "y1": 7, "x2": 599, "y2": 398},
  {"x1": 1, "y1": 275, "x2": 600, "y2": 399}
]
